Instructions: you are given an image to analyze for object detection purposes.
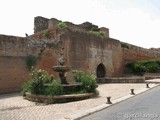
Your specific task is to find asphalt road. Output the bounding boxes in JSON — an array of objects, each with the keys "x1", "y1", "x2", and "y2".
[{"x1": 81, "y1": 86, "x2": 160, "y2": 120}]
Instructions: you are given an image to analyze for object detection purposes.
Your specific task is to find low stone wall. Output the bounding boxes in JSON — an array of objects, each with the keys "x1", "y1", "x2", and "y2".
[
  {"x1": 97, "y1": 77, "x2": 145, "y2": 83},
  {"x1": 24, "y1": 92, "x2": 95, "y2": 104},
  {"x1": 144, "y1": 73, "x2": 160, "y2": 80},
  {"x1": 145, "y1": 76, "x2": 160, "y2": 80}
]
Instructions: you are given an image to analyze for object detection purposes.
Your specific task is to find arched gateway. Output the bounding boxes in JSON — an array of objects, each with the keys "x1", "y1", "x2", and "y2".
[{"x1": 96, "y1": 63, "x2": 106, "y2": 78}]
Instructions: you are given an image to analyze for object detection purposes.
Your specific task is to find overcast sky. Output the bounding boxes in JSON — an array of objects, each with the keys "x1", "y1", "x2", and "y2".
[{"x1": 0, "y1": 0, "x2": 160, "y2": 48}]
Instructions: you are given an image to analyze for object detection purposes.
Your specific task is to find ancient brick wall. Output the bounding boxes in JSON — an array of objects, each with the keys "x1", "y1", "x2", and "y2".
[
  {"x1": 0, "y1": 35, "x2": 29, "y2": 56},
  {"x1": 65, "y1": 29, "x2": 123, "y2": 77},
  {"x1": 0, "y1": 32, "x2": 62, "y2": 93},
  {"x1": 0, "y1": 56, "x2": 29, "y2": 93},
  {"x1": 122, "y1": 43, "x2": 160, "y2": 64},
  {"x1": 0, "y1": 35, "x2": 29, "y2": 93}
]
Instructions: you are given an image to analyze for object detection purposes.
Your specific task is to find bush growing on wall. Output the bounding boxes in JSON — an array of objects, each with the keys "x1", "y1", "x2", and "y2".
[
  {"x1": 57, "y1": 22, "x2": 67, "y2": 28},
  {"x1": 89, "y1": 30, "x2": 105, "y2": 36},
  {"x1": 43, "y1": 30, "x2": 49, "y2": 38}
]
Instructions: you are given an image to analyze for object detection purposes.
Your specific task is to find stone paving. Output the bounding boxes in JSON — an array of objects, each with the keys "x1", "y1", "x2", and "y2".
[{"x1": 0, "y1": 83, "x2": 159, "y2": 120}]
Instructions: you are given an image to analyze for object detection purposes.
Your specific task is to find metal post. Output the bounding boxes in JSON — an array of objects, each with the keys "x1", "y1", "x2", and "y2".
[
  {"x1": 106, "y1": 97, "x2": 112, "y2": 104},
  {"x1": 130, "y1": 89, "x2": 135, "y2": 95},
  {"x1": 146, "y1": 83, "x2": 150, "y2": 88}
]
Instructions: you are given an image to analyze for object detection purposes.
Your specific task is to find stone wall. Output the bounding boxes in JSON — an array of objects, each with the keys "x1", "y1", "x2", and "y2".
[
  {"x1": 65, "y1": 30, "x2": 123, "y2": 77},
  {"x1": 122, "y1": 42, "x2": 160, "y2": 64},
  {"x1": 149, "y1": 48, "x2": 160, "y2": 52},
  {"x1": 0, "y1": 32, "x2": 62, "y2": 93},
  {"x1": 34, "y1": 16, "x2": 49, "y2": 33},
  {"x1": 0, "y1": 56, "x2": 29, "y2": 93},
  {"x1": 17, "y1": 27, "x2": 122, "y2": 79},
  {"x1": 34, "y1": 16, "x2": 110, "y2": 38},
  {"x1": 99, "y1": 27, "x2": 109, "y2": 38},
  {"x1": 0, "y1": 35, "x2": 29, "y2": 56},
  {"x1": 0, "y1": 35, "x2": 30, "y2": 93}
]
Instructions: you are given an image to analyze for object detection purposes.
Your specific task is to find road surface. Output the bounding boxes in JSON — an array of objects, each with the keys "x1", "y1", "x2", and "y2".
[{"x1": 81, "y1": 86, "x2": 160, "y2": 120}]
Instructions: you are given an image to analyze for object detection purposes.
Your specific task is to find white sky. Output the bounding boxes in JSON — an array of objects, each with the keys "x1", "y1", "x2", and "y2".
[{"x1": 0, "y1": 0, "x2": 160, "y2": 48}]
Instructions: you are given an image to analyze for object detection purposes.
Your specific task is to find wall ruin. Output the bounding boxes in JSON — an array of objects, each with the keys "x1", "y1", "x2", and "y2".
[{"x1": 34, "y1": 16, "x2": 110, "y2": 38}]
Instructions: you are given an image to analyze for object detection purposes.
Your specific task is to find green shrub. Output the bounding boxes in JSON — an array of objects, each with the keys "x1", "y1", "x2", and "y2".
[
  {"x1": 26, "y1": 55, "x2": 37, "y2": 70},
  {"x1": 22, "y1": 68, "x2": 98, "y2": 96},
  {"x1": 133, "y1": 63, "x2": 146, "y2": 75},
  {"x1": 30, "y1": 68, "x2": 54, "y2": 84},
  {"x1": 21, "y1": 80, "x2": 33, "y2": 93},
  {"x1": 57, "y1": 22, "x2": 67, "y2": 28},
  {"x1": 21, "y1": 68, "x2": 54, "y2": 95},
  {"x1": 126, "y1": 59, "x2": 160, "y2": 76},
  {"x1": 43, "y1": 30, "x2": 49, "y2": 38},
  {"x1": 72, "y1": 70, "x2": 85, "y2": 82},
  {"x1": 156, "y1": 60, "x2": 160, "y2": 66},
  {"x1": 30, "y1": 77, "x2": 44, "y2": 94},
  {"x1": 22, "y1": 76, "x2": 45, "y2": 95},
  {"x1": 72, "y1": 71, "x2": 98, "y2": 93},
  {"x1": 81, "y1": 73, "x2": 97, "y2": 93},
  {"x1": 89, "y1": 31, "x2": 105, "y2": 36},
  {"x1": 45, "y1": 81, "x2": 63, "y2": 96},
  {"x1": 98, "y1": 31, "x2": 105, "y2": 36},
  {"x1": 145, "y1": 62, "x2": 159, "y2": 73}
]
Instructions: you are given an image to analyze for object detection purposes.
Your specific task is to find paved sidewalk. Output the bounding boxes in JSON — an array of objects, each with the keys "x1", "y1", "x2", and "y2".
[{"x1": 0, "y1": 82, "x2": 159, "y2": 120}]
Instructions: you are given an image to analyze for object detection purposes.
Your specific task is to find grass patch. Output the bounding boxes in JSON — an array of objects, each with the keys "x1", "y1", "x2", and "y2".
[{"x1": 89, "y1": 30, "x2": 105, "y2": 36}]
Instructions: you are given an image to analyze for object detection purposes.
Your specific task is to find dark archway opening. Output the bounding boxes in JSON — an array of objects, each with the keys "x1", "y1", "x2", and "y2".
[{"x1": 96, "y1": 63, "x2": 106, "y2": 78}]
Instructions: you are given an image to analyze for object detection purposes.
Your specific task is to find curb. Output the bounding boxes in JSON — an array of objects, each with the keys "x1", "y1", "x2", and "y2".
[{"x1": 65, "y1": 83, "x2": 160, "y2": 120}]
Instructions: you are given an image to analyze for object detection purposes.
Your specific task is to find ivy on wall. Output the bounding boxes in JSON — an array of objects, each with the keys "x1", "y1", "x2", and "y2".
[{"x1": 26, "y1": 55, "x2": 37, "y2": 71}]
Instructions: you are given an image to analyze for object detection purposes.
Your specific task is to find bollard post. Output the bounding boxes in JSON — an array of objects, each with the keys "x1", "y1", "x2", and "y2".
[
  {"x1": 146, "y1": 83, "x2": 150, "y2": 88},
  {"x1": 106, "y1": 97, "x2": 112, "y2": 104},
  {"x1": 130, "y1": 89, "x2": 135, "y2": 95}
]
